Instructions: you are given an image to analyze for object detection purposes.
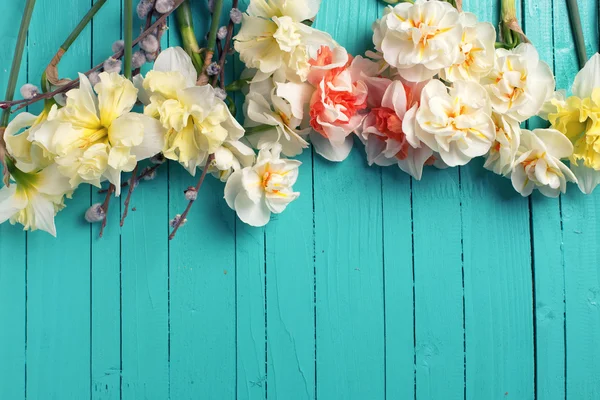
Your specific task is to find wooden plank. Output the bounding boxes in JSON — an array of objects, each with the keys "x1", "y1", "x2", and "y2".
[
  {"x1": 313, "y1": 2, "x2": 385, "y2": 398},
  {"x1": 119, "y1": 8, "x2": 170, "y2": 399},
  {"x1": 90, "y1": 0, "x2": 122, "y2": 398},
  {"x1": 413, "y1": 168, "x2": 464, "y2": 400},
  {"x1": 0, "y1": 2, "x2": 27, "y2": 398},
  {"x1": 25, "y1": 0, "x2": 92, "y2": 398},
  {"x1": 265, "y1": 148, "x2": 315, "y2": 399},
  {"x1": 522, "y1": 0, "x2": 566, "y2": 398},
  {"x1": 554, "y1": 0, "x2": 600, "y2": 397},
  {"x1": 381, "y1": 168, "x2": 415, "y2": 400},
  {"x1": 231, "y1": 2, "x2": 267, "y2": 398},
  {"x1": 461, "y1": 1, "x2": 535, "y2": 399},
  {"x1": 168, "y1": 3, "x2": 236, "y2": 398}
]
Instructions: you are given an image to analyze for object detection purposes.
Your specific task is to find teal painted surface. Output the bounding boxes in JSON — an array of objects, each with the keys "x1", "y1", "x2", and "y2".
[{"x1": 1, "y1": 0, "x2": 600, "y2": 399}]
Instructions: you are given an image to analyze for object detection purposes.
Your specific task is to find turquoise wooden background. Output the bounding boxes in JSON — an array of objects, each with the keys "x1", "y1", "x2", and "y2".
[{"x1": 0, "y1": 0, "x2": 599, "y2": 399}]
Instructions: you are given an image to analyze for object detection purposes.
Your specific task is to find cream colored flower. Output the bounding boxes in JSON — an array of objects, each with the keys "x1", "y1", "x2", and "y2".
[
  {"x1": 4, "y1": 108, "x2": 54, "y2": 173},
  {"x1": 483, "y1": 113, "x2": 521, "y2": 176},
  {"x1": 224, "y1": 144, "x2": 300, "y2": 227},
  {"x1": 243, "y1": 75, "x2": 312, "y2": 157},
  {"x1": 234, "y1": 0, "x2": 336, "y2": 82},
  {"x1": 511, "y1": 129, "x2": 576, "y2": 197},
  {"x1": 32, "y1": 72, "x2": 165, "y2": 195},
  {"x1": 211, "y1": 140, "x2": 256, "y2": 182},
  {"x1": 441, "y1": 13, "x2": 496, "y2": 83},
  {"x1": 415, "y1": 80, "x2": 495, "y2": 167},
  {"x1": 482, "y1": 43, "x2": 554, "y2": 122},
  {"x1": 141, "y1": 47, "x2": 244, "y2": 175},
  {"x1": 374, "y1": 0, "x2": 462, "y2": 82},
  {"x1": 0, "y1": 163, "x2": 72, "y2": 236}
]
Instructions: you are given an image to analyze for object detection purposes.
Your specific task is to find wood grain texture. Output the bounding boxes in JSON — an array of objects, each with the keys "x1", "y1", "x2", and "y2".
[
  {"x1": 0, "y1": 2, "x2": 27, "y2": 399},
  {"x1": 90, "y1": 1, "x2": 122, "y2": 399},
  {"x1": 24, "y1": 0, "x2": 93, "y2": 398},
  {"x1": 167, "y1": 3, "x2": 237, "y2": 398},
  {"x1": 524, "y1": 0, "x2": 567, "y2": 398},
  {"x1": 554, "y1": 0, "x2": 600, "y2": 398},
  {"x1": 0, "y1": 0, "x2": 599, "y2": 398},
  {"x1": 313, "y1": 2, "x2": 385, "y2": 398}
]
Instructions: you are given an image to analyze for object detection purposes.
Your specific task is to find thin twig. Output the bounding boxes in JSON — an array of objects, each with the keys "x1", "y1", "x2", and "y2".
[
  {"x1": 99, "y1": 184, "x2": 115, "y2": 238},
  {"x1": 168, "y1": 155, "x2": 214, "y2": 240},
  {"x1": 212, "y1": 0, "x2": 238, "y2": 88},
  {"x1": 1, "y1": 0, "x2": 185, "y2": 112},
  {"x1": 120, "y1": 165, "x2": 138, "y2": 226},
  {"x1": 98, "y1": 163, "x2": 160, "y2": 193}
]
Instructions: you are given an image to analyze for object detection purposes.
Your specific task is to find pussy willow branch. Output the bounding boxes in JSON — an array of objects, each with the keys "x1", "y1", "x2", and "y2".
[
  {"x1": 98, "y1": 163, "x2": 161, "y2": 193},
  {"x1": 46, "y1": 0, "x2": 107, "y2": 86},
  {"x1": 0, "y1": 0, "x2": 185, "y2": 112},
  {"x1": 169, "y1": 154, "x2": 214, "y2": 240},
  {"x1": 99, "y1": 184, "x2": 115, "y2": 238},
  {"x1": 212, "y1": 0, "x2": 239, "y2": 88},
  {"x1": 120, "y1": 165, "x2": 138, "y2": 226},
  {"x1": 1, "y1": 0, "x2": 36, "y2": 185}
]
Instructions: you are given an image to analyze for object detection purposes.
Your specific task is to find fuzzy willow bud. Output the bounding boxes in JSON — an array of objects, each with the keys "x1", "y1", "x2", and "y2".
[
  {"x1": 155, "y1": 0, "x2": 175, "y2": 13},
  {"x1": 103, "y1": 57, "x2": 122, "y2": 73},
  {"x1": 19, "y1": 83, "x2": 39, "y2": 100},
  {"x1": 230, "y1": 8, "x2": 242, "y2": 24},
  {"x1": 132, "y1": 51, "x2": 147, "y2": 69},
  {"x1": 140, "y1": 34, "x2": 160, "y2": 53},
  {"x1": 85, "y1": 204, "x2": 106, "y2": 223}
]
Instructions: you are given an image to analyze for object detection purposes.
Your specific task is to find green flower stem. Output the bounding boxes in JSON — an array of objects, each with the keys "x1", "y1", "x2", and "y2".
[
  {"x1": 176, "y1": 0, "x2": 204, "y2": 74},
  {"x1": 124, "y1": 0, "x2": 133, "y2": 79},
  {"x1": 500, "y1": 0, "x2": 520, "y2": 48},
  {"x1": 566, "y1": 0, "x2": 587, "y2": 68},
  {"x1": 202, "y1": 0, "x2": 224, "y2": 73},
  {"x1": 62, "y1": 0, "x2": 107, "y2": 52},
  {"x1": 45, "y1": 0, "x2": 108, "y2": 87},
  {"x1": 1, "y1": 0, "x2": 36, "y2": 128}
]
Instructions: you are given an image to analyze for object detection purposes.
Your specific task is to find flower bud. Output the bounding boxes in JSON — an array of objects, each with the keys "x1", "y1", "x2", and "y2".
[
  {"x1": 141, "y1": 167, "x2": 157, "y2": 181},
  {"x1": 112, "y1": 40, "x2": 124, "y2": 54},
  {"x1": 230, "y1": 8, "x2": 243, "y2": 24},
  {"x1": 155, "y1": 0, "x2": 175, "y2": 13},
  {"x1": 184, "y1": 187, "x2": 198, "y2": 201},
  {"x1": 132, "y1": 51, "x2": 147, "y2": 69},
  {"x1": 85, "y1": 203, "x2": 106, "y2": 223},
  {"x1": 103, "y1": 57, "x2": 122, "y2": 73},
  {"x1": 88, "y1": 71, "x2": 101, "y2": 86},
  {"x1": 217, "y1": 26, "x2": 228, "y2": 40},
  {"x1": 136, "y1": 0, "x2": 154, "y2": 19},
  {"x1": 214, "y1": 88, "x2": 227, "y2": 101},
  {"x1": 207, "y1": 62, "x2": 220, "y2": 76},
  {"x1": 140, "y1": 34, "x2": 159, "y2": 53},
  {"x1": 20, "y1": 83, "x2": 39, "y2": 100},
  {"x1": 53, "y1": 92, "x2": 67, "y2": 107},
  {"x1": 170, "y1": 214, "x2": 187, "y2": 228},
  {"x1": 144, "y1": 50, "x2": 157, "y2": 62},
  {"x1": 150, "y1": 153, "x2": 166, "y2": 164}
]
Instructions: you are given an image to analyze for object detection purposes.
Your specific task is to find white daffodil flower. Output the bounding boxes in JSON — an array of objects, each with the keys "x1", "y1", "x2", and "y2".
[
  {"x1": 224, "y1": 144, "x2": 300, "y2": 227},
  {"x1": 483, "y1": 113, "x2": 522, "y2": 176},
  {"x1": 511, "y1": 128, "x2": 576, "y2": 197},
  {"x1": 31, "y1": 72, "x2": 165, "y2": 196},
  {"x1": 4, "y1": 110, "x2": 54, "y2": 174},
  {"x1": 482, "y1": 43, "x2": 554, "y2": 122},
  {"x1": 141, "y1": 47, "x2": 244, "y2": 176},
  {"x1": 233, "y1": 0, "x2": 336, "y2": 82},
  {"x1": 415, "y1": 80, "x2": 496, "y2": 167},
  {"x1": 243, "y1": 75, "x2": 312, "y2": 157},
  {"x1": 441, "y1": 13, "x2": 496, "y2": 83},
  {"x1": 373, "y1": 0, "x2": 462, "y2": 82},
  {"x1": 0, "y1": 163, "x2": 72, "y2": 236},
  {"x1": 211, "y1": 140, "x2": 256, "y2": 182}
]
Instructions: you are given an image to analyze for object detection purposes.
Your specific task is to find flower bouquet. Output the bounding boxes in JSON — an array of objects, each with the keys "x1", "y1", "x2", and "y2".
[{"x1": 0, "y1": 0, "x2": 597, "y2": 238}]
